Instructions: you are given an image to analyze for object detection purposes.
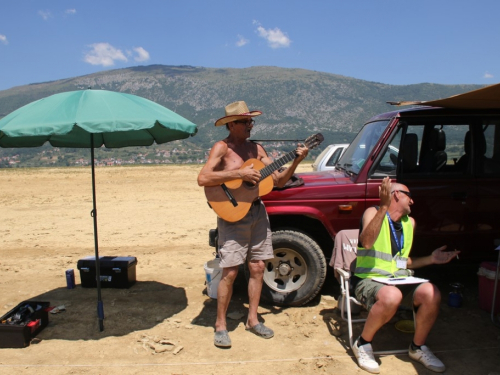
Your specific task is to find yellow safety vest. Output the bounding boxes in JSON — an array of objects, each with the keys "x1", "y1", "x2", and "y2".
[{"x1": 355, "y1": 214, "x2": 413, "y2": 279}]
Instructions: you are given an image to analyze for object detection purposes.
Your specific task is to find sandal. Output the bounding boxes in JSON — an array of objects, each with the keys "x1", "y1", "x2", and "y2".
[
  {"x1": 245, "y1": 322, "x2": 274, "y2": 339},
  {"x1": 214, "y1": 330, "x2": 231, "y2": 348}
]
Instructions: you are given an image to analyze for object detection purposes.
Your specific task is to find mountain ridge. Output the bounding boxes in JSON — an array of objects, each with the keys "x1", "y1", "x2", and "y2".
[{"x1": 0, "y1": 65, "x2": 484, "y2": 167}]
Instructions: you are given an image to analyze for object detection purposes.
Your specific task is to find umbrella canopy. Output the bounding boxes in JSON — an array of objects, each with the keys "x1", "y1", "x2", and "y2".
[
  {"x1": 0, "y1": 89, "x2": 197, "y2": 332},
  {"x1": 0, "y1": 89, "x2": 197, "y2": 147}
]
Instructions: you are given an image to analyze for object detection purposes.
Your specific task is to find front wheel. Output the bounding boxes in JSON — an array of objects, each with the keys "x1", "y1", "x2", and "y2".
[{"x1": 258, "y1": 230, "x2": 327, "y2": 307}]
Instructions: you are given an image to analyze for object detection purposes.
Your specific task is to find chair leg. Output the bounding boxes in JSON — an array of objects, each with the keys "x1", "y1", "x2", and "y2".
[
  {"x1": 342, "y1": 282, "x2": 366, "y2": 347},
  {"x1": 345, "y1": 284, "x2": 355, "y2": 349}
]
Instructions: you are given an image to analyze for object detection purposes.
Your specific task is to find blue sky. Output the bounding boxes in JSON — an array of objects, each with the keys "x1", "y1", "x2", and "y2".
[{"x1": 1, "y1": 0, "x2": 499, "y2": 91}]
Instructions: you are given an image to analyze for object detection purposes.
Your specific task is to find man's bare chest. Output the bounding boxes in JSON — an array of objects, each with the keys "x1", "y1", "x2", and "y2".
[{"x1": 223, "y1": 144, "x2": 259, "y2": 168}]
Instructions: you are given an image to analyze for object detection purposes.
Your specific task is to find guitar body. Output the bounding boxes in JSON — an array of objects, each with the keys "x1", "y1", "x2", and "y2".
[
  {"x1": 204, "y1": 133, "x2": 324, "y2": 222},
  {"x1": 205, "y1": 159, "x2": 275, "y2": 222}
]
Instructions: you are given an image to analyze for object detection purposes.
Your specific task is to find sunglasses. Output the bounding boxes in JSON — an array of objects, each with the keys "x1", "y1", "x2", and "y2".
[
  {"x1": 234, "y1": 119, "x2": 255, "y2": 126},
  {"x1": 392, "y1": 190, "x2": 412, "y2": 198}
]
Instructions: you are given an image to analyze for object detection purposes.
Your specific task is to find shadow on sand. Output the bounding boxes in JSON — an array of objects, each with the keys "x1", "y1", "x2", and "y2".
[{"x1": 19, "y1": 281, "x2": 187, "y2": 341}]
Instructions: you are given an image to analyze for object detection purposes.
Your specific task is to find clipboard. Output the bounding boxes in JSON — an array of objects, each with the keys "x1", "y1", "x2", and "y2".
[{"x1": 372, "y1": 276, "x2": 429, "y2": 285}]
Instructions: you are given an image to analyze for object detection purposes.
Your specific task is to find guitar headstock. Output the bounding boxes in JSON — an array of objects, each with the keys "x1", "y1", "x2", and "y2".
[{"x1": 304, "y1": 133, "x2": 324, "y2": 150}]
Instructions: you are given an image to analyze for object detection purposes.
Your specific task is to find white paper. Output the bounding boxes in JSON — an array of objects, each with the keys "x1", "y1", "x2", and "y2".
[{"x1": 372, "y1": 276, "x2": 429, "y2": 285}]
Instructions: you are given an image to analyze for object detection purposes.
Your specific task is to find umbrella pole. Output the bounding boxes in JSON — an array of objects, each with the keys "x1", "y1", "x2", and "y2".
[{"x1": 90, "y1": 134, "x2": 105, "y2": 332}]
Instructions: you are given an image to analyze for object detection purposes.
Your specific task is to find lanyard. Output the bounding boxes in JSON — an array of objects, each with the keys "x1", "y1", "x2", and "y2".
[{"x1": 386, "y1": 213, "x2": 404, "y2": 256}]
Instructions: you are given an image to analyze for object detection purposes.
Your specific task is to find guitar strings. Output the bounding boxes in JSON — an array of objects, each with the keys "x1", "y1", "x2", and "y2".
[{"x1": 259, "y1": 135, "x2": 321, "y2": 180}]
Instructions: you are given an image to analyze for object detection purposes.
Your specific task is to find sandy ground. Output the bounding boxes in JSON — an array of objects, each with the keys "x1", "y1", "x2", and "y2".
[{"x1": 0, "y1": 164, "x2": 499, "y2": 375}]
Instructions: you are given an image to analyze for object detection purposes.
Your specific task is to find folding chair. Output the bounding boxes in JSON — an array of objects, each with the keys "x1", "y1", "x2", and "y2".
[{"x1": 332, "y1": 229, "x2": 410, "y2": 355}]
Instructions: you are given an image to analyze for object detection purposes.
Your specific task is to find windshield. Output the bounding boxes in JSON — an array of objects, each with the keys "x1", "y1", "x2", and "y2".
[{"x1": 337, "y1": 120, "x2": 390, "y2": 175}]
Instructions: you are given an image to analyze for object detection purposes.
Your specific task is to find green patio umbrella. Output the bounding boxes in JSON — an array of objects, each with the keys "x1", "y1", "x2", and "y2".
[{"x1": 0, "y1": 89, "x2": 198, "y2": 331}]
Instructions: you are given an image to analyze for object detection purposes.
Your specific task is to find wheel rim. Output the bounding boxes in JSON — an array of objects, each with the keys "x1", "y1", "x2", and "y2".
[{"x1": 263, "y1": 246, "x2": 308, "y2": 293}]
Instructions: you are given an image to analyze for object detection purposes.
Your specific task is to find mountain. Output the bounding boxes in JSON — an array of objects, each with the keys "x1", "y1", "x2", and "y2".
[{"x1": 0, "y1": 65, "x2": 483, "y2": 167}]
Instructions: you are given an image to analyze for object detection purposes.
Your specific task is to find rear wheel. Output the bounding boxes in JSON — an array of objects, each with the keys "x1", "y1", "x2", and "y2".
[{"x1": 258, "y1": 230, "x2": 327, "y2": 307}]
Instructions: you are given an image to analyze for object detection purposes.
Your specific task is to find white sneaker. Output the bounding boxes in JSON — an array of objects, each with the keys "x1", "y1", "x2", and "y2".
[
  {"x1": 408, "y1": 344, "x2": 445, "y2": 373},
  {"x1": 352, "y1": 338, "x2": 380, "y2": 374}
]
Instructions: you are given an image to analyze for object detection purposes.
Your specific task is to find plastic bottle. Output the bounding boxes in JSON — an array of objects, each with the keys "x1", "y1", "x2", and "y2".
[
  {"x1": 66, "y1": 269, "x2": 75, "y2": 289},
  {"x1": 448, "y1": 282, "x2": 463, "y2": 307}
]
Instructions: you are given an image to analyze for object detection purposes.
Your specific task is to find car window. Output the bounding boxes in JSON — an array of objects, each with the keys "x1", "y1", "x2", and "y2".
[
  {"x1": 371, "y1": 129, "x2": 402, "y2": 177},
  {"x1": 479, "y1": 122, "x2": 500, "y2": 175},
  {"x1": 326, "y1": 147, "x2": 344, "y2": 167},
  {"x1": 378, "y1": 116, "x2": 500, "y2": 178},
  {"x1": 371, "y1": 120, "x2": 480, "y2": 178},
  {"x1": 340, "y1": 120, "x2": 390, "y2": 175},
  {"x1": 312, "y1": 146, "x2": 332, "y2": 169},
  {"x1": 314, "y1": 147, "x2": 332, "y2": 164},
  {"x1": 395, "y1": 122, "x2": 469, "y2": 177}
]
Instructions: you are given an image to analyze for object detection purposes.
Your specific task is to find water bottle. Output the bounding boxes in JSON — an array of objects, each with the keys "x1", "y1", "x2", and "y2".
[
  {"x1": 448, "y1": 282, "x2": 463, "y2": 308},
  {"x1": 66, "y1": 269, "x2": 75, "y2": 289}
]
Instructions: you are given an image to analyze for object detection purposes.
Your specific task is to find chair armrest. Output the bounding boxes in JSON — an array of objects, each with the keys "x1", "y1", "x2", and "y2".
[{"x1": 336, "y1": 268, "x2": 351, "y2": 280}]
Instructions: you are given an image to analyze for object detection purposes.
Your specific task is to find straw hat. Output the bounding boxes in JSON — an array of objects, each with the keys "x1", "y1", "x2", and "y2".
[{"x1": 215, "y1": 101, "x2": 262, "y2": 126}]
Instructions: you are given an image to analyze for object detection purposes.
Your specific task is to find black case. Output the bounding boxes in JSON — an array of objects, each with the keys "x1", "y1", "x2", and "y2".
[
  {"x1": 0, "y1": 301, "x2": 50, "y2": 348},
  {"x1": 77, "y1": 256, "x2": 138, "y2": 288}
]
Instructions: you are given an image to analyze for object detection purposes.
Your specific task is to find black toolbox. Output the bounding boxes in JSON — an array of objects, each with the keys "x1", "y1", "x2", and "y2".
[
  {"x1": 0, "y1": 301, "x2": 50, "y2": 348},
  {"x1": 77, "y1": 256, "x2": 138, "y2": 288}
]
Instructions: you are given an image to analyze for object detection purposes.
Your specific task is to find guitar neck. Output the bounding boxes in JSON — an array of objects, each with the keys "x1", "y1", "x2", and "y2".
[{"x1": 259, "y1": 150, "x2": 297, "y2": 181}]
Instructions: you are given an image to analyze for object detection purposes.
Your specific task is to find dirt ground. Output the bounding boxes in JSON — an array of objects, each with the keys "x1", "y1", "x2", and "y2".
[{"x1": 0, "y1": 164, "x2": 499, "y2": 375}]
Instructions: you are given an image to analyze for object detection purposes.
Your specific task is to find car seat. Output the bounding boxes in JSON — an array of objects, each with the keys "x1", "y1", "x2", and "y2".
[
  {"x1": 456, "y1": 131, "x2": 476, "y2": 173},
  {"x1": 420, "y1": 128, "x2": 447, "y2": 172},
  {"x1": 455, "y1": 130, "x2": 499, "y2": 174}
]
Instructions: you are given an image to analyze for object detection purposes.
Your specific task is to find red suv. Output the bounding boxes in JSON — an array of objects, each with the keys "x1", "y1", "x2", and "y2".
[{"x1": 259, "y1": 92, "x2": 500, "y2": 307}]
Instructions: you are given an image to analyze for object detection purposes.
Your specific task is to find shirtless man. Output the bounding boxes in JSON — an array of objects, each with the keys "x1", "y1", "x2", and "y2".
[{"x1": 198, "y1": 101, "x2": 308, "y2": 348}]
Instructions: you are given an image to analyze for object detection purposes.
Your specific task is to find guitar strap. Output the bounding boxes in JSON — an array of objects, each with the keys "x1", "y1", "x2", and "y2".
[{"x1": 221, "y1": 183, "x2": 238, "y2": 207}]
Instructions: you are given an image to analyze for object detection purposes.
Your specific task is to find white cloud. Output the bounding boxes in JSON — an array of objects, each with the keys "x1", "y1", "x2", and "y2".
[
  {"x1": 84, "y1": 43, "x2": 128, "y2": 66},
  {"x1": 133, "y1": 47, "x2": 150, "y2": 62},
  {"x1": 0, "y1": 34, "x2": 8, "y2": 45},
  {"x1": 38, "y1": 10, "x2": 52, "y2": 21},
  {"x1": 236, "y1": 35, "x2": 249, "y2": 47},
  {"x1": 484, "y1": 72, "x2": 494, "y2": 79},
  {"x1": 65, "y1": 9, "x2": 76, "y2": 15},
  {"x1": 254, "y1": 21, "x2": 291, "y2": 49}
]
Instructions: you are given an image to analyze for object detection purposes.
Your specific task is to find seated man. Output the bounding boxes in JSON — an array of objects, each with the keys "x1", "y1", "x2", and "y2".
[{"x1": 352, "y1": 177, "x2": 460, "y2": 374}]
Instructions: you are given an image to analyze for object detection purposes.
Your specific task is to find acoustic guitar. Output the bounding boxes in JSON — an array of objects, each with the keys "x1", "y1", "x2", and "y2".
[{"x1": 205, "y1": 133, "x2": 324, "y2": 222}]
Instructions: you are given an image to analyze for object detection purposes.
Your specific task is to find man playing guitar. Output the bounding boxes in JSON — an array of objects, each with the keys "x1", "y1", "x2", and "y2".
[{"x1": 197, "y1": 101, "x2": 309, "y2": 348}]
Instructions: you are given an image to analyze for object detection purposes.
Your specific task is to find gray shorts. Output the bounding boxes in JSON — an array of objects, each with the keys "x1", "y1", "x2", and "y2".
[
  {"x1": 354, "y1": 278, "x2": 427, "y2": 311},
  {"x1": 217, "y1": 200, "x2": 274, "y2": 268}
]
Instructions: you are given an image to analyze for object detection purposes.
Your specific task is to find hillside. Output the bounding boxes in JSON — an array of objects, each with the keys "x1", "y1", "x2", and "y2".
[{"x1": 0, "y1": 65, "x2": 483, "y2": 167}]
